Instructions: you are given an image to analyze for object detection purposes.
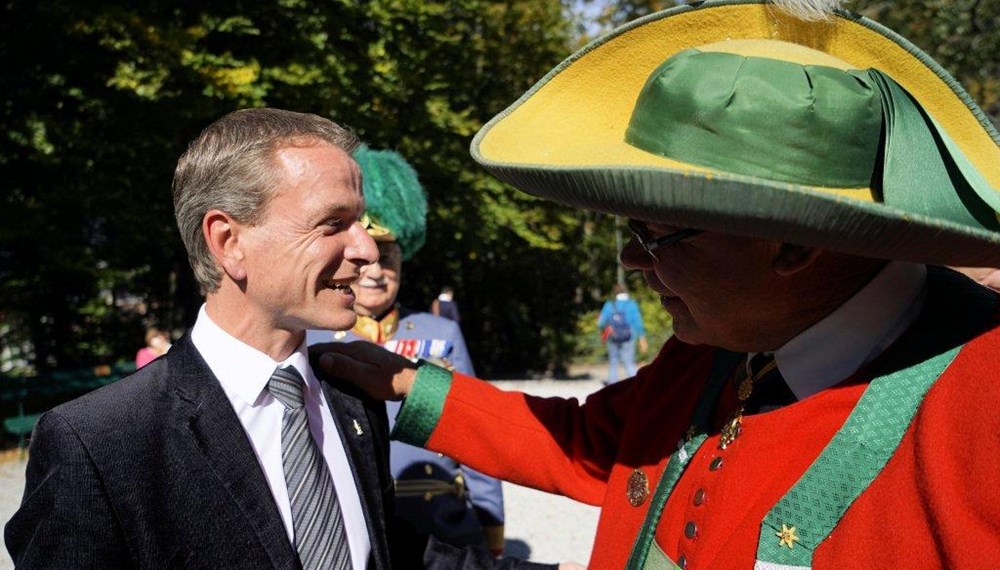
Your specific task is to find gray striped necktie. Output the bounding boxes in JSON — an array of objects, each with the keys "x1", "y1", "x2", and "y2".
[{"x1": 268, "y1": 366, "x2": 352, "y2": 570}]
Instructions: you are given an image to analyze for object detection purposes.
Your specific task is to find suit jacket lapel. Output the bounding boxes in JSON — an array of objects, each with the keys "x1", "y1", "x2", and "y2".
[
  {"x1": 170, "y1": 336, "x2": 300, "y2": 570},
  {"x1": 318, "y1": 375, "x2": 392, "y2": 570}
]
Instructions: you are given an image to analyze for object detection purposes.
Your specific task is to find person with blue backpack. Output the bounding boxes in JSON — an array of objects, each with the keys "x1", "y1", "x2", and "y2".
[{"x1": 597, "y1": 283, "x2": 648, "y2": 384}]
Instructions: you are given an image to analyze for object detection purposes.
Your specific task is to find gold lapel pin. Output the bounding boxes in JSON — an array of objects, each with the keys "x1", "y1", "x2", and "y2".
[{"x1": 353, "y1": 419, "x2": 364, "y2": 436}]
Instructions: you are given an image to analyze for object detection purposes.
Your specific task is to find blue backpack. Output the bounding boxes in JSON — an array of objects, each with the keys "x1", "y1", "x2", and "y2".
[{"x1": 608, "y1": 302, "x2": 632, "y2": 343}]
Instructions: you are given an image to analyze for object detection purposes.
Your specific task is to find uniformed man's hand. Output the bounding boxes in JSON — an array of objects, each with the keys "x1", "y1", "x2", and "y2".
[
  {"x1": 558, "y1": 563, "x2": 586, "y2": 570},
  {"x1": 316, "y1": 341, "x2": 416, "y2": 400}
]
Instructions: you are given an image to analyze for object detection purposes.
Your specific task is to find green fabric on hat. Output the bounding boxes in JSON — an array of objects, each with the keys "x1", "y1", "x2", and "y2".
[
  {"x1": 469, "y1": 0, "x2": 1000, "y2": 266},
  {"x1": 626, "y1": 50, "x2": 882, "y2": 188},
  {"x1": 868, "y1": 69, "x2": 1000, "y2": 232},
  {"x1": 354, "y1": 145, "x2": 427, "y2": 260}
]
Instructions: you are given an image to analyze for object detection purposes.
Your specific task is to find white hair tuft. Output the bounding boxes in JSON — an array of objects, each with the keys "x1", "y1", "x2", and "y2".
[{"x1": 769, "y1": 0, "x2": 847, "y2": 21}]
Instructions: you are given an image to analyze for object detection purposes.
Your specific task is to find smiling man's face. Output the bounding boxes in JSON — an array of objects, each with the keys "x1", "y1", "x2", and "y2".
[
  {"x1": 353, "y1": 241, "x2": 403, "y2": 318},
  {"x1": 236, "y1": 142, "x2": 379, "y2": 334}
]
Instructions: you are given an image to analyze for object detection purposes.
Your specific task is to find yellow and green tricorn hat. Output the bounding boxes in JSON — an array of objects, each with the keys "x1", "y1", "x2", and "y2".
[
  {"x1": 354, "y1": 145, "x2": 427, "y2": 261},
  {"x1": 471, "y1": 0, "x2": 1000, "y2": 266}
]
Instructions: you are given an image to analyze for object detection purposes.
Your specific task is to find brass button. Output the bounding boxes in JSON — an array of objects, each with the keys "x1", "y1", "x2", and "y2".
[
  {"x1": 693, "y1": 488, "x2": 706, "y2": 506},
  {"x1": 685, "y1": 521, "x2": 698, "y2": 539},
  {"x1": 709, "y1": 457, "x2": 724, "y2": 471},
  {"x1": 424, "y1": 464, "x2": 433, "y2": 475},
  {"x1": 677, "y1": 554, "x2": 687, "y2": 568}
]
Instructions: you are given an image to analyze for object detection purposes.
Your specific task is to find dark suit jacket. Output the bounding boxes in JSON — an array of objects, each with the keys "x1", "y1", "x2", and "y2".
[{"x1": 4, "y1": 334, "x2": 400, "y2": 569}]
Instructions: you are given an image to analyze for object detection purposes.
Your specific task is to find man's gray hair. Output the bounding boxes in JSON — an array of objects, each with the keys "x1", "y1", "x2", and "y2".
[{"x1": 173, "y1": 108, "x2": 360, "y2": 293}]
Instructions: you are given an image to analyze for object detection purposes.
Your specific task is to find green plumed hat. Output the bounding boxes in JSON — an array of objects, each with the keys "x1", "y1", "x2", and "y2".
[{"x1": 354, "y1": 145, "x2": 427, "y2": 261}]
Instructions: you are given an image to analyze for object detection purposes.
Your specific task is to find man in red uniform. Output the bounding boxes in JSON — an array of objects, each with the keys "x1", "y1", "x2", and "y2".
[{"x1": 318, "y1": 1, "x2": 1000, "y2": 568}]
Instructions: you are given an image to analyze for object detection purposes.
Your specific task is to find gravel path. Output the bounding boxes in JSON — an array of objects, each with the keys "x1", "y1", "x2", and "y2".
[
  {"x1": 0, "y1": 373, "x2": 606, "y2": 568},
  {"x1": 490, "y1": 378, "x2": 603, "y2": 567}
]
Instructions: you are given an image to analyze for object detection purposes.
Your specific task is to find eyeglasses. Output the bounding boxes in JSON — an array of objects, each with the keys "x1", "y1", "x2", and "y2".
[{"x1": 627, "y1": 219, "x2": 703, "y2": 259}]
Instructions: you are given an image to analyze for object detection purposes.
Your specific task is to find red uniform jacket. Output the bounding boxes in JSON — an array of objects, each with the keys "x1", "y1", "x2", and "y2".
[{"x1": 395, "y1": 269, "x2": 1000, "y2": 569}]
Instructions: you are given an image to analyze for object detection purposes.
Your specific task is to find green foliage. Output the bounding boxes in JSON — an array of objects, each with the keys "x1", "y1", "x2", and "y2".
[
  {"x1": 3, "y1": 0, "x2": 996, "y2": 376},
  {"x1": 0, "y1": 0, "x2": 603, "y2": 375},
  {"x1": 573, "y1": 278, "x2": 674, "y2": 366},
  {"x1": 852, "y1": 0, "x2": 1000, "y2": 126}
]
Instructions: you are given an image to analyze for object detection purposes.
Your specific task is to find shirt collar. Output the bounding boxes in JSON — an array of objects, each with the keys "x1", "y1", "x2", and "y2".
[
  {"x1": 769, "y1": 261, "x2": 927, "y2": 401},
  {"x1": 191, "y1": 305, "x2": 316, "y2": 406}
]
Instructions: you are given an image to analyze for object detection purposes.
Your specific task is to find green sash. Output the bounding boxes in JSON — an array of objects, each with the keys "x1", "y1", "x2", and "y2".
[{"x1": 625, "y1": 345, "x2": 961, "y2": 569}]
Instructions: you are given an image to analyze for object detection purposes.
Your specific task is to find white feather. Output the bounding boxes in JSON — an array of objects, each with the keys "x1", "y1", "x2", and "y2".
[{"x1": 769, "y1": 0, "x2": 848, "y2": 21}]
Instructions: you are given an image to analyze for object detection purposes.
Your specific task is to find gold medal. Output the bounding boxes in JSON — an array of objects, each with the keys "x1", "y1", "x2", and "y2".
[
  {"x1": 626, "y1": 469, "x2": 649, "y2": 507},
  {"x1": 737, "y1": 376, "x2": 754, "y2": 401},
  {"x1": 719, "y1": 414, "x2": 742, "y2": 450}
]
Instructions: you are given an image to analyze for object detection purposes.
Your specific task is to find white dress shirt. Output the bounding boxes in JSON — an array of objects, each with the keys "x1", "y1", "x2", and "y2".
[
  {"x1": 191, "y1": 306, "x2": 371, "y2": 570},
  {"x1": 756, "y1": 261, "x2": 928, "y2": 400}
]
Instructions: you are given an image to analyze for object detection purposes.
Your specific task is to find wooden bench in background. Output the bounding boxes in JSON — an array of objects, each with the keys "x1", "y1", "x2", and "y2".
[{"x1": 1, "y1": 362, "x2": 137, "y2": 452}]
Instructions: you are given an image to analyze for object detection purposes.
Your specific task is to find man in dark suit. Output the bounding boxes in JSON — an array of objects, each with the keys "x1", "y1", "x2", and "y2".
[{"x1": 5, "y1": 108, "x2": 395, "y2": 569}]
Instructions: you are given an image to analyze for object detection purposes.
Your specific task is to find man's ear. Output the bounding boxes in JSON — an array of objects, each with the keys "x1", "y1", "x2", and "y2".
[
  {"x1": 203, "y1": 210, "x2": 248, "y2": 281},
  {"x1": 772, "y1": 243, "x2": 823, "y2": 276}
]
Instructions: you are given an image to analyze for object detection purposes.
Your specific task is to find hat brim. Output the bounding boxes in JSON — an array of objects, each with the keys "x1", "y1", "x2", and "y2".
[{"x1": 471, "y1": 0, "x2": 1000, "y2": 266}]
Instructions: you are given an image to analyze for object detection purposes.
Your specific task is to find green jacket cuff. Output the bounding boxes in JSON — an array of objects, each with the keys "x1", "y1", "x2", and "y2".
[{"x1": 390, "y1": 361, "x2": 453, "y2": 447}]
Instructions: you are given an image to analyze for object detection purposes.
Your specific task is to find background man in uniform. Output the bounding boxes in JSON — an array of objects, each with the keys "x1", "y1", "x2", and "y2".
[
  {"x1": 319, "y1": 1, "x2": 1000, "y2": 568},
  {"x1": 308, "y1": 146, "x2": 507, "y2": 558}
]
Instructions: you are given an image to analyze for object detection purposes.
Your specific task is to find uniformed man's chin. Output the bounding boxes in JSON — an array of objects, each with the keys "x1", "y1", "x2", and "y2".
[
  {"x1": 355, "y1": 293, "x2": 393, "y2": 317},
  {"x1": 667, "y1": 321, "x2": 705, "y2": 347},
  {"x1": 350, "y1": 302, "x2": 379, "y2": 319},
  {"x1": 672, "y1": 334, "x2": 706, "y2": 347}
]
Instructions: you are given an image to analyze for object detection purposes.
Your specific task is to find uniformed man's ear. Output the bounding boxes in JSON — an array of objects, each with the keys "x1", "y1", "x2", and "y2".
[
  {"x1": 203, "y1": 210, "x2": 248, "y2": 281},
  {"x1": 772, "y1": 243, "x2": 822, "y2": 276}
]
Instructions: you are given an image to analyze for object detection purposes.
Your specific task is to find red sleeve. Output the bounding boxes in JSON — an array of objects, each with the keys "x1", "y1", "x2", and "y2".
[{"x1": 409, "y1": 340, "x2": 714, "y2": 506}]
